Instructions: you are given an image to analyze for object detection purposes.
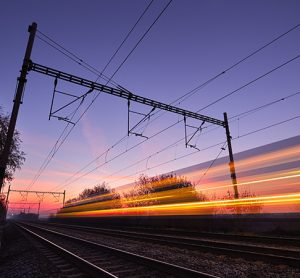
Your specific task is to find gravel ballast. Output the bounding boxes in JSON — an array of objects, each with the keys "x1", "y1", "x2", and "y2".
[
  {"x1": 0, "y1": 222, "x2": 63, "y2": 278},
  {"x1": 31, "y1": 223, "x2": 300, "y2": 278}
]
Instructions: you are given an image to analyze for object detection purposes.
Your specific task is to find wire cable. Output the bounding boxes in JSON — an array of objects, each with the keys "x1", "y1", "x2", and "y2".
[
  {"x1": 198, "y1": 53, "x2": 300, "y2": 112},
  {"x1": 105, "y1": 114, "x2": 300, "y2": 188},
  {"x1": 237, "y1": 114, "x2": 300, "y2": 138},
  {"x1": 52, "y1": 61, "x2": 300, "y2": 191},
  {"x1": 28, "y1": 1, "x2": 166, "y2": 189},
  {"x1": 195, "y1": 142, "x2": 228, "y2": 186},
  {"x1": 36, "y1": 18, "x2": 299, "y2": 192},
  {"x1": 84, "y1": 90, "x2": 300, "y2": 188},
  {"x1": 130, "y1": 22, "x2": 300, "y2": 132},
  {"x1": 36, "y1": 33, "x2": 119, "y2": 87},
  {"x1": 41, "y1": 19, "x2": 300, "y2": 190},
  {"x1": 109, "y1": 0, "x2": 173, "y2": 81},
  {"x1": 101, "y1": 0, "x2": 155, "y2": 74}
]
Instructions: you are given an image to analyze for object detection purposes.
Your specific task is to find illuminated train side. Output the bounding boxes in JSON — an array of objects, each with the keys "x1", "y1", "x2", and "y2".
[{"x1": 55, "y1": 136, "x2": 300, "y2": 219}]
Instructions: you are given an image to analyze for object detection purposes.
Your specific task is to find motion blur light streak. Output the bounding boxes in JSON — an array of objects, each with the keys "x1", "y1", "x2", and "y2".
[
  {"x1": 56, "y1": 192, "x2": 300, "y2": 218},
  {"x1": 200, "y1": 172, "x2": 300, "y2": 192},
  {"x1": 55, "y1": 136, "x2": 300, "y2": 218}
]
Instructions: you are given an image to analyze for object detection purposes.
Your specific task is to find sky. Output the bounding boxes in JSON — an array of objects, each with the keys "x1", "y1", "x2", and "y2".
[{"x1": 1, "y1": 0, "x2": 300, "y2": 216}]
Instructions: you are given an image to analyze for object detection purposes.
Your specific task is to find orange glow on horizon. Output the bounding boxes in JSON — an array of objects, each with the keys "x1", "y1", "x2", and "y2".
[{"x1": 8, "y1": 136, "x2": 300, "y2": 217}]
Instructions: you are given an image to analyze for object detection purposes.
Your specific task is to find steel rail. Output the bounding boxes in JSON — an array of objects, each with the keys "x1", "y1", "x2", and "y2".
[
  {"x1": 60, "y1": 222, "x2": 300, "y2": 247},
  {"x1": 15, "y1": 222, "x2": 117, "y2": 278},
  {"x1": 19, "y1": 222, "x2": 219, "y2": 278},
  {"x1": 42, "y1": 222, "x2": 300, "y2": 268}
]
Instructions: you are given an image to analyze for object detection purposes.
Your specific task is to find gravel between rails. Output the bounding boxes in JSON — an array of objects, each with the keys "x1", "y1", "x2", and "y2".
[
  {"x1": 0, "y1": 222, "x2": 64, "y2": 278},
  {"x1": 29, "y1": 222, "x2": 300, "y2": 278},
  {"x1": 47, "y1": 222, "x2": 300, "y2": 251}
]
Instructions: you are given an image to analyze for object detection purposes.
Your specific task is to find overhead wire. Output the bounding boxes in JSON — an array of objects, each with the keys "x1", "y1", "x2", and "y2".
[
  {"x1": 195, "y1": 142, "x2": 228, "y2": 186},
  {"x1": 195, "y1": 89, "x2": 300, "y2": 140},
  {"x1": 237, "y1": 114, "x2": 300, "y2": 138},
  {"x1": 104, "y1": 141, "x2": 225, "y2": 188},
  {"x1": 58, "y1": 87, "x2": 300, "y2": 192},
  {"x1": 36, "y1": 33, "x2": 119, "y2": 87},
  {"x1": 27, "y1": 0, "x2": 166, "y2": 189},
  {"x1": 134, "y1": 50, "x2": 300, "y2": 137},
  {"x1": 101, "y1": 0, "x2": 155, "y2": 74},
  {"x1": 50, "y1": 21, "x2": 300, "y2": 191},
  {"x1": 109, "y1": 0, "x2": 173, "y2": 81},
  {"x1": 198, "y1": 53, "x2": 300, "y2": 112},
  {"x1": 129, "y1": 22, "x2": 300, "y2": 131},
  {"x1": 104, "y1": 114, "x2": 300, "y2": 189},
  {"x1": 53, "y1": 53, "x2": 300, "y2": 191},
  {"x1": 32, "y1": 18, "x2": 300, "y2": 193},
  {"x1": 230, "y1": 90, "x2": 300, "y2": 119}
]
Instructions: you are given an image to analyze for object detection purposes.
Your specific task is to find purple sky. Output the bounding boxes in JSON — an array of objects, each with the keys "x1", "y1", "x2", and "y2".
[{"x1": 1, "y1": 1, "x2": 300, "y2": 213}]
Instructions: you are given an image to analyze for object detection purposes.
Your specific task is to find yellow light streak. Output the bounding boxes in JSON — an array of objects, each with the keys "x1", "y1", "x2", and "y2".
[
  {"x1": 56, "y1": 192, "x2": 300, "y2": 218},
  {"x1": 199, "y1": 172, "x2": 300, "y2": 192}
]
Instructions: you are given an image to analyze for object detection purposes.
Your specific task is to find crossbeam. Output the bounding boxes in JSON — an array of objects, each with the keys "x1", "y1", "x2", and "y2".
[
  {"x1": 28, "y1": 61, "x2": 225, "y2": 127},
  {"x1": 9, "y1": 189, "x2": 64, "y2": 195}
]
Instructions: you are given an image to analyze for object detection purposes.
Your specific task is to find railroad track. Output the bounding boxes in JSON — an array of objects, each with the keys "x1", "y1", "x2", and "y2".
[
  {"x1": 15, "y1": 222, "x2": 218, "y2": 278},
  {"x1": 76, "y1": 223, "x2": 300, "y2": 247},
  {"x1": 31, "y1": 221, "x2": 300, "y2": 268}
]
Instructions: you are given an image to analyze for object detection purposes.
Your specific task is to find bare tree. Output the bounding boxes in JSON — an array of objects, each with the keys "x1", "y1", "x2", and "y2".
[{"x1": 0, "y1": 106, "x2": 25, "y2": 185}]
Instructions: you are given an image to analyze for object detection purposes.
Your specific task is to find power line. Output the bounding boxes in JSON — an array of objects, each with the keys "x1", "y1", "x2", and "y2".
[
  {"x1": 194, "y1": 89, "x2": 300, "y2": 136},
  {"x1": 225, "y1": 23, "x2": 300, "y2": 72},
  {"x1": 130, "y1": 22, "x2": 300, "y2": 132},
  {"x1": 105, "y1": 141, "x2": 225, "y2": 188},
  {"x1": 82, "y1": 91, "x2": 300, "y2": 189},
  {"x1": 36, "y1": 33, "x2": 119, "y2": 87},
  {"x1": 231, "y1": 90, "x2": 300, "y2": 119},
  {"x1": 105, "y1": 114, "x2": 300, "y2": 189},
  {"x1": 101, "y1": 0, "x2": 155, "y2": 74},
  {"x1": 28, "y1": 1, "x2": 166, "y2": 189},
  {"x1": 198, "y1": 53, "x2": 300, "y2": 112},
  {"x1": 26, "y1": 91, "x2": 88, "y2": 190},
  {"x1": 109, "y1": 0, "x2": 173, "y2": 81},
  {"x1": 49, "y1": 19, "x2": 300, "y2": 190},
  {"x1": 237, "y1": 114, "x2": 300, "y2": 138},
  {"x1": 38, "y1": 18, "x2": 299, "y2": 192},
  {"x1": 195, "y1": 142, "x2": 228, "y2": 186},
  {"x1": 47, "y1": 2, "x2": 173, "y2": 191},
  {"x1": 53, "y1": 120, "x2": 179, "y2": 190},
  {"x1": 53, "y1": 82, "x2": 300, "y2": 191}
]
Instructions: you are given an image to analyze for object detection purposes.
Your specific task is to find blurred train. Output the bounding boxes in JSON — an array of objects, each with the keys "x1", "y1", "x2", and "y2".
[{"x1": 55, "y1": 135, "x2": 300, "y2": 219}]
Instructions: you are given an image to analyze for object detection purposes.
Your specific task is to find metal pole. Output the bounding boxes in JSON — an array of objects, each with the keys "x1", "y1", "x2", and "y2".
[
  {"x1": 127, "y1": 100, "x2": 130, "y2": 136},
  {"x1": 224, "y1": 112, "x2": 239, "y2": 199},
  {"x1": 0, "y1": 22, "x2": 37, "y2": 191},
  {"x1": 63, "y1": 190, "x2": 66, "y2": 206},
  {"x1": 38, "y1": 202, "x2": 40, "y2": 217}
]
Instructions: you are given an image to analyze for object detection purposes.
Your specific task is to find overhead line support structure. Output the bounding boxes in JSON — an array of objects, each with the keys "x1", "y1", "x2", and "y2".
[
  {"x1": 29, "y1": 62, "x2": 224, "y2": 126},
  {"x1": 28, "y1": 61, "x2": 239, "y2": 198},
  {"x1": 5, "y1": 185, "x2": 65, "y2": 218},
  {"x1": 5, "y1": 188, "x2": 65, "y2": 215}
]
